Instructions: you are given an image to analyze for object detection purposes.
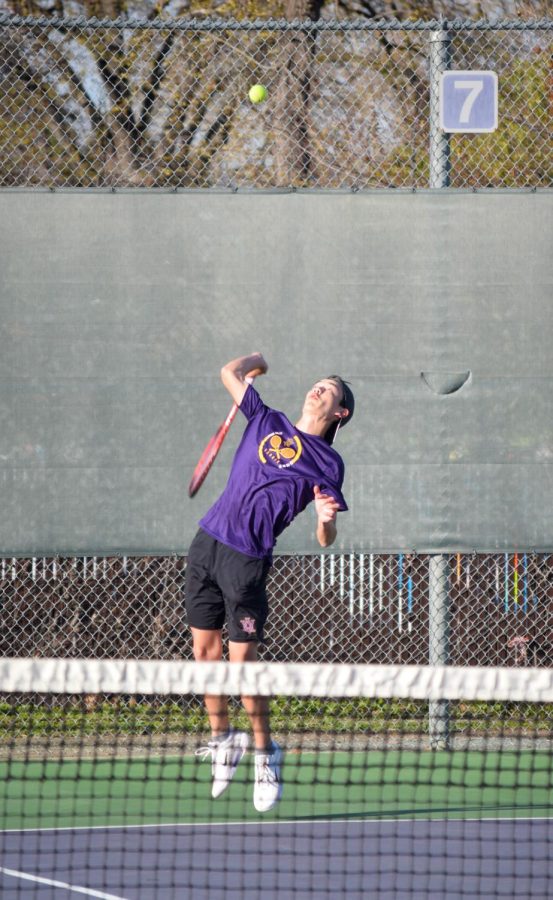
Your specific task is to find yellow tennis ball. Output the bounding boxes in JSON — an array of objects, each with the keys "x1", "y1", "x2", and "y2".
[{"x1": 248, "y1": 84, "x2": 267, "y2": 104}]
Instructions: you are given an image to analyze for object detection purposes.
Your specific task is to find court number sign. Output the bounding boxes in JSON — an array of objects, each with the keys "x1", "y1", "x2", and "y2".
[{"x1": 440, "y1": 70, "x2": 498, "y2": 133}]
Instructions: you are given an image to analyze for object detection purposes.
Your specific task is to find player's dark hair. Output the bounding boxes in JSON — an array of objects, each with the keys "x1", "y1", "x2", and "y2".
[{"x1": 323, "y1": 376, "x2": 354, "y2": 445}]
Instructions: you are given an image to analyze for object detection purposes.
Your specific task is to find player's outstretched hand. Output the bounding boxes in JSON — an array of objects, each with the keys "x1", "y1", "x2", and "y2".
[{"x1": 313, "y1": 485, "x2": 340, "y2": 524}]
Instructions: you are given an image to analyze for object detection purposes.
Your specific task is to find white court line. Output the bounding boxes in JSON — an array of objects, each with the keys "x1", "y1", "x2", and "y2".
[
  {"x1": 0, "y1": 867, "x2": 129, "y2": 900},
  {"x1": 2, "y1": 815, "x2": 553, "y2": 834}
]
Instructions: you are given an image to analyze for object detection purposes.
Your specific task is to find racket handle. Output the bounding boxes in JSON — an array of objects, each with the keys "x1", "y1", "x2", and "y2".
[
  {"x1": 188, "y1": 371, "x2": 261, "y2": 498},
  {"x1": 223, "y1": 403, "x2": 239, "y2": 428}
]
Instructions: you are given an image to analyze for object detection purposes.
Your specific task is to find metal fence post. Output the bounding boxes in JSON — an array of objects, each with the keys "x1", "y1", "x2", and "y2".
[
  {"x1": 429, "y1": 29, "x2": 451, "y2": 188},
  {"x1": 428, "y1": 28, "x2": 451, "y2": 749},
  {"x1": 429, "y1": 555, "x2": 451, "y2": 749}
]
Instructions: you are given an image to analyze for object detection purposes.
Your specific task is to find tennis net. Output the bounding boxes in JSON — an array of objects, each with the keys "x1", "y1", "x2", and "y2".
[{"x1": 1, "y1": 658, "x2": 553, "y2": 899}]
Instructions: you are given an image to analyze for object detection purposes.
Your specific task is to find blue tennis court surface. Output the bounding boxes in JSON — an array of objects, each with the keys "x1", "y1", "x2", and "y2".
[{"x1": 2, "y1": 818, "x2": 553, "y2": 899}]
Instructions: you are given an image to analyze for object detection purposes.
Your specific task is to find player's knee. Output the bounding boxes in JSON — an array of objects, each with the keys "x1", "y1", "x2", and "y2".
[
  {"x1": 194, "y1": 645, "x2": 218, "y2": 662},
  {"x1": 229, "y1": 640, "x2": 258, "y2": 663},
  {"x1": 192, "y1": 631, "x2": 222, "y2": 661}
]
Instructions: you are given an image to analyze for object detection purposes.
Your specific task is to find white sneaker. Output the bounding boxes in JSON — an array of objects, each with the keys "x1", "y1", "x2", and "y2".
[
  {"x1": 253, "y1": 742, "x2": 283, "y2": 812},
  {"x1": 195, "y1": 730, "x2": 249, "y2": 799}
]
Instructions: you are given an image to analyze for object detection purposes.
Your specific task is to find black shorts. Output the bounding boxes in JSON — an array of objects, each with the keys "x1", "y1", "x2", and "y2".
[{"x1": 185, "y1": 529, "x2": 271, "y2": 643}]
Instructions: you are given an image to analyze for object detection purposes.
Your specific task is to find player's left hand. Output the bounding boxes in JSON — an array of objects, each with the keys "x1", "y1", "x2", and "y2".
[{"x1": 313, "y1": 485, "x2": 340, "y2": 524}]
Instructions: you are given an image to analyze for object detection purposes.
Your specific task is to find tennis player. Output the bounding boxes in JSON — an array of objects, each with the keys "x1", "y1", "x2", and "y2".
[{"x1": 187, "y1": 352, "x2": 353, "y2": 812}]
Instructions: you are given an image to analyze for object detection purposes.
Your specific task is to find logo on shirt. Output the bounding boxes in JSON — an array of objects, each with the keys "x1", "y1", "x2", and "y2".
[{"x1": 258, "y1": 432, "x2": 303, "y2": 468}]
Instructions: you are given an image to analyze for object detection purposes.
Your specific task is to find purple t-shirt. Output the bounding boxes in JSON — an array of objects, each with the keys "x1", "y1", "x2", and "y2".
[{"x1": 199, "y1": 384, "x2": 348, "y2": 559}]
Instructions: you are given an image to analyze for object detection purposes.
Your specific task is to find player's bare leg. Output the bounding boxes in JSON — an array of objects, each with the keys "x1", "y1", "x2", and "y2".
[
  {"x1": 192, "y1": 627, "x2": 249, "y2": 798},
  {"x1": 228, "y1": 639, "x2": 271, "y2": 750},
  {"x1": 229, "y1": 639, "x2": 282, "y2": 812},
  {"x1": 191, "y1": 627, "x2": 228, "y2": 735}
]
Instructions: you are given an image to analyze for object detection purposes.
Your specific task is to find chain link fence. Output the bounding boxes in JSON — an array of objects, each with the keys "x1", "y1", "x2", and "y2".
[
  {"x1": 2, "y1": 554, "x2": 551, "y2": 736},
  {"x1": 1, "y1": 553, "x2": 551, "y2": 666},
  {"x1": 0, "y1": 15, "x2": 551, "y2": 189}
]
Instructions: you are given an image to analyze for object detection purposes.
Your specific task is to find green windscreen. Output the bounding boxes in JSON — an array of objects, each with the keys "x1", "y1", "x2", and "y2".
[{"x1": 0, "y1": 190, "x2": 551, "y2": 554}]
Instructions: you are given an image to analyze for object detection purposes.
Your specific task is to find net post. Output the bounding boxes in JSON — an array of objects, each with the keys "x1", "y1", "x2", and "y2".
[
  {"x1": 428, "y1": 28, "x2": 451, "y2": 188},
  {"x1": 428, "y1": 554, "x2": 450, "y2": 749}
]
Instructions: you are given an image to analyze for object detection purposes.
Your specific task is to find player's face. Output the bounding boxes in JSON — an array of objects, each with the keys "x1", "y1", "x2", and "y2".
[{"x1": 303, "y1": 379, "x2": 344, "y2": 422}]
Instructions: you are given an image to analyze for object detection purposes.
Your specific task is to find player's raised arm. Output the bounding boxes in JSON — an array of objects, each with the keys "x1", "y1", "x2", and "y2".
[{"x1": 220, "y1": 353, "x2": 268, "y2": 406}]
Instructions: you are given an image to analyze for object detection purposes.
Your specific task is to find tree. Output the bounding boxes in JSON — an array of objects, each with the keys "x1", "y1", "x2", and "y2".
[{"x1": 274, "y1": 1, "x2": 325, "y2": 185}]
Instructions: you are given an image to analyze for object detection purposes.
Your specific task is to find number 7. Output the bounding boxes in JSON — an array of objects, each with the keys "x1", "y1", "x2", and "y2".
[{"x1": 453, "y1": 80, "x2": 484, "y2": 124}]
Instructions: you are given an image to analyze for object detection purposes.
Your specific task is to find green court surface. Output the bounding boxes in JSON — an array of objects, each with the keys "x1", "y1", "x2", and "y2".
[{"x1": 2, "y1": 749, "x2": 552, "y2": 831}]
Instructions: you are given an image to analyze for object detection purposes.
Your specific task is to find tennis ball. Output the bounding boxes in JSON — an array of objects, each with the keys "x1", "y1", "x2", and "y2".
[{"x1": 248, "y1": 84, "x2": 267, "y2": 104}]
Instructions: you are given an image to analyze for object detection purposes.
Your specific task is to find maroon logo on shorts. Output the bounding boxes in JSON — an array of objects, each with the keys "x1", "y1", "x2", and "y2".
[{"x1": 240, "y1": 617, "x2": 257, "y2": 635}]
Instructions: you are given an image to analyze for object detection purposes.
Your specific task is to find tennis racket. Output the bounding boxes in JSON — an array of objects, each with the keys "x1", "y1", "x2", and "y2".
[{"x1": 188, "y1": 372, "x2": 260, "y2": 498}]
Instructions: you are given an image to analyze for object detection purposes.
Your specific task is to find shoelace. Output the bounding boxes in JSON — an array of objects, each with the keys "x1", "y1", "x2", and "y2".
[
  {"x1": 195, "y1": 743, "x2": 233, "y2": 768},
  {"x1": 194, "y1": 744, "x2": 217, "y2": 763},
  {"x1": 255, "y1": 756, "x2": 280, "y2": 784}
]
